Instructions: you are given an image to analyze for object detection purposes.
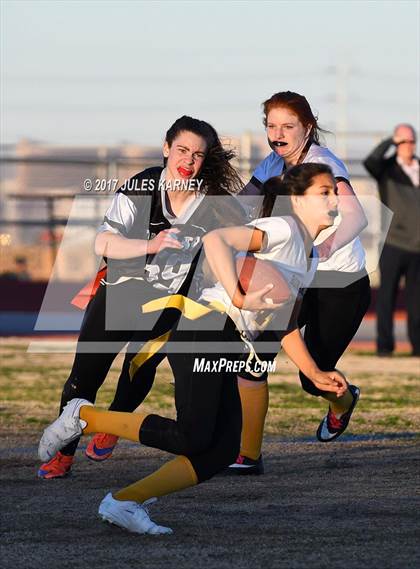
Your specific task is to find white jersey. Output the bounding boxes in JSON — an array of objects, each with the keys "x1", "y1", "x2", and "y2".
[
  {"x1": 95, "y1": 167, "x2": 210, "y2": 295},
  {"x1": 253, "y1": 144, "x2": 366, "y2": 272},
  {"x1": 200, "y1": 216, "x2": 318, "y2": 340}
]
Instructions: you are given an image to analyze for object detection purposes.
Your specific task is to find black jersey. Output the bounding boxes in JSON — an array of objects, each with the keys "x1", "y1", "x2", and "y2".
[{"x1": 99, "y1": 167, "x2": 245, "y2": 298}]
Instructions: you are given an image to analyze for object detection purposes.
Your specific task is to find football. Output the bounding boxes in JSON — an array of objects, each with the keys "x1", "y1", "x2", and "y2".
[{"x1": 235, "y1": 255, "x2": 291, "y2": 304}]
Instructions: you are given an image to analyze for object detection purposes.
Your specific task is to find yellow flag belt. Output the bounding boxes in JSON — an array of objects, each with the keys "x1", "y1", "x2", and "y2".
[{"x1": 129, "y1": 294, "x2": 226, "y2": 380}]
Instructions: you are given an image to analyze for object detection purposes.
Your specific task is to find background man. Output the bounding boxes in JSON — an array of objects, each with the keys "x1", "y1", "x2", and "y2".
[{"x1": 364, "y1": 124, "x2": 420, "y2": 357}]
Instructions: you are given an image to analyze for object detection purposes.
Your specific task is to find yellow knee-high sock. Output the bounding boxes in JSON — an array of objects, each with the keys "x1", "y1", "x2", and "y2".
[
  {"x1": 80, "y1": 406, "x2": 147, "y2": 442},
  {"x1": 238, "y1": 379, "x2": 269, "y2": 460},
  {"x1": 322, "y1": 388, "x2": 354, "y2": 417},
  {"x1": 114, "y1": 456, "x2": 198, "y2": 503}
]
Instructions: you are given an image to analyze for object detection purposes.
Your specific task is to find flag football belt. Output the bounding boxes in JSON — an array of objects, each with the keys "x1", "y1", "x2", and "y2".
[{"x1": 129, "y1": 294, "x2": 266, "y2": 380}]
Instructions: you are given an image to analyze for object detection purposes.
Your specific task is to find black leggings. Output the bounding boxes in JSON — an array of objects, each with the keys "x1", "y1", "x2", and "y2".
[
  {"x1": 59, "y1": 281, "x2": 181, "y2": 456},
  {"x1": 377, "y1": 244, "x2": 420, "y2": 354},
  {"x1": 139, "y1": 311, "x2": 242, "y2": 483},
  {"x1": 297, "y1": 274, "x2": 371, "y2": 396},
  {"x1": 103, "y1": 275, "x2": 370, "y2": 434}
]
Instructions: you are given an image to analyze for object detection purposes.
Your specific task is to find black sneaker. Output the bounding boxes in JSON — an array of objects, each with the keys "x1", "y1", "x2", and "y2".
[
  {"x1": 316, "y1": 385, "x2": 360, "y2": 442},
  {"x1": 226, "y1": 454, "x2": 264, "y2": 475}
]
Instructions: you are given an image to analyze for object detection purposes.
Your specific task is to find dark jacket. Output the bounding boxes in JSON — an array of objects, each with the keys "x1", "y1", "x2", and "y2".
[{"x1": 364, "y1": 138, "x2": 420, "y2": 252}]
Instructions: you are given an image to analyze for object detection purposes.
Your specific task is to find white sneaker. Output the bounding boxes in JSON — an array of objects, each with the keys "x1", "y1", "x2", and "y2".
[
  {"x1": 38, "y1": 398, "x2": 93, "y2": 462},
  {"x1": 98, "y1": 493, "x2": 173, "y2": 535}
]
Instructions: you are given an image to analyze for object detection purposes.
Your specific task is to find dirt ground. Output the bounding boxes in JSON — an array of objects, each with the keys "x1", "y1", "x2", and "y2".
[
  {"x1": 1, "y1": 340, "x2": 419, "y2": 568},
  {"x1": 1, "y1": 434, "x2": 419, "y2": 569}
]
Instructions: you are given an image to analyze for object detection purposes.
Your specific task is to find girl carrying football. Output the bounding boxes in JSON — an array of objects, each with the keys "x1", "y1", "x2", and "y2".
[
  {"x1": 38, "y1": 163, "x2": 348, "y2": 535},
  {"x1": 38, "y1": 115, "x2": 245, "y2": 479}
]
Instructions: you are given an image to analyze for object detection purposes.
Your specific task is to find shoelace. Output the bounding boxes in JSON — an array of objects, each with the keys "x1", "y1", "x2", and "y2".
[
  {"x1": 327, "y1": 389, "x2": 357, "y2": 431},
  {"x1": 94, "y1": 433, "x2": 117, "y2": 446},
  {"x1": 56, "y1": 453, "x2": 71, "y2": 463},
  {"x1": 43, "y1": 452, "x2": 72, "y2": 469},
  {"x1": 62, "y1": 417, "x2": 82, "y2": 435},
  {"x1": 328, "y1": 410, "x2": 343, "y2": 430},
  {"x1": 129, "y1": 498, "x2": 159, "y2": 530},
  {"x1": 141, "y1": 497, "x2": 157, "y2": 516}
]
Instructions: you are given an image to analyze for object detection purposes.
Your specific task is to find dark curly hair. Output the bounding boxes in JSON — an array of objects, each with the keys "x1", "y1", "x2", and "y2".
[
  {"x1": 164, "y1": 116, "x2": 243, "y2": 195},
  {"x1": 261, "y1": 162, "x2": 334, "y2": 218}
]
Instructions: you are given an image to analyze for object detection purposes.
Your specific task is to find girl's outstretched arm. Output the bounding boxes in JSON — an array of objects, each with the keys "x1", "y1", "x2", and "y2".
[{"x1": 281, "y1": 328, "x2": 347, "y2": 396}]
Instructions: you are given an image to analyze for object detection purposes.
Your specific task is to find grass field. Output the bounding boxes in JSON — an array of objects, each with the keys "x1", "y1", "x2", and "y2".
[
  {"x1": 1, "y1": 339, "x2": 419, "y2": 437},
  {"x1": 1, "y1": 339, "x2": 419, "y2": 569}
]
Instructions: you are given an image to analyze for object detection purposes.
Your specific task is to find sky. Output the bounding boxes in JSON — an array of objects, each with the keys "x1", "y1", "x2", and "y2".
[{"x1": 1, "y1": 0, "x2": 419, "y2": 147}]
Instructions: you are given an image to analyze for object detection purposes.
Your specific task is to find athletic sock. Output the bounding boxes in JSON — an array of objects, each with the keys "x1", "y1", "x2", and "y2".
[
  {"x1": 323, "y1": 388, "x2": 354, "y2": 418},
  {"x1": 238, "y1": 379, "x2": 269, "y2": 460},
  {"x1": 80, "y1": 406, "x2": 147, "y2": 442},
  {"x1": 113, "y1": 455, "x2": 198, "y2": 503}
]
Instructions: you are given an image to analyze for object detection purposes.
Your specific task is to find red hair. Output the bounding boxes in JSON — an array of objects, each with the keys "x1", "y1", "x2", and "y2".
[{"x1": 262, "y1": 91, "x2": 322, "y2": 144}]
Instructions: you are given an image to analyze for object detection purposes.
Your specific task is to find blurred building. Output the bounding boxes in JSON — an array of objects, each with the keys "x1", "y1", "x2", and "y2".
[{"x1": 0, "y1": 136, "x2": 379, "y2": 282}]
